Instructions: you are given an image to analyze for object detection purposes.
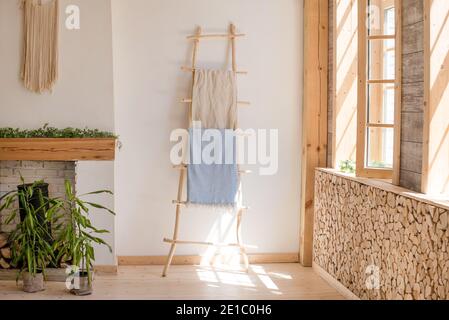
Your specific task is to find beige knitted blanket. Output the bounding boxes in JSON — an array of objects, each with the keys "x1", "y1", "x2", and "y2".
[
  {"x1": 191, "y1": 70, "x2": 237, "y2": 129},
  {"x1": 21, "y1": 0, "x2": 59, "y2": 93}
]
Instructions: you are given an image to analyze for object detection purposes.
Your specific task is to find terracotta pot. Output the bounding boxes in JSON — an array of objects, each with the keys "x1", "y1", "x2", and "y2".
[{"x1": 22, "y1": 272, "x2": 45, "y2": 293}]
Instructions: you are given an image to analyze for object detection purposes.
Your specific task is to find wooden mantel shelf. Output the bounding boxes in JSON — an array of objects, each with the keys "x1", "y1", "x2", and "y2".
[{"x1": 0, "y1": 138, "x2": 116, "y2": 161}]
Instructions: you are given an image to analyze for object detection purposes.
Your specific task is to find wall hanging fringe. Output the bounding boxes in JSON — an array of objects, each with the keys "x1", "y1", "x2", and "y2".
[{"x1": 21, "y1": 0, "x2": 59, "y2": 93}]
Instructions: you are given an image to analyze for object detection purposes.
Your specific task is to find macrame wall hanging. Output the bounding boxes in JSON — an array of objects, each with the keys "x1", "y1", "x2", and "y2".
[{"x1": 21, "y1": 0, "x2": 59, "y2": 93}]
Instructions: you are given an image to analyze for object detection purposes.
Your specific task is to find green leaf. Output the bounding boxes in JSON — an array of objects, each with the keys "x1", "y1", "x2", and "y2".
[
  {"x1": 5, "y1": 211, "x2": 17, "y2": 225},
  {"x1": 84, "y1": 202, "x2": 116, "y2": 215},
  {"x1": 79, "y1": 190, "x2": 113, "y2": 197},
  {"x1": 92, "y1": 229, "x2": 109, "y2": 234},
  {"x1": 0, "y1": 192, "x2": 16, "y2": 212},
  {"x1": 76, "y1": 199, "x2": 89, "y2": 213},
  {"x1": 26, "y1": 247, "x2": 32, "y2": 274},
  {"x1": 65, "y1": 180, "x2": 73, "y2": 199}
]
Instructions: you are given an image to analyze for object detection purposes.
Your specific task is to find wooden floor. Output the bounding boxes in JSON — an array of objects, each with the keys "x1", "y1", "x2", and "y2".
[{"x1": 0, "y1": 264, "x2": 344, "y2": 300}]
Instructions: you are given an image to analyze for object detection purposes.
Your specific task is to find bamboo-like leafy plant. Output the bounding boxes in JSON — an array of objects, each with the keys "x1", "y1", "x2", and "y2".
[
  {"x1": 0, "y1": 180, "x2": 61, "y2": 281},
  {"x1": 52, "y1": 180, "x2": 115, "y2": 285}
]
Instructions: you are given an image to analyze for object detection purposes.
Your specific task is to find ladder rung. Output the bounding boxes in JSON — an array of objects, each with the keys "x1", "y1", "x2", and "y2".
[
  {"x1": 164, "y1": 238, "x2": 239, "y2": 247},
  {"x1": 168, "y1": 131, "x2": 254, "y2": 138},
  {"x1": 163, "y1": 238, "x2": 256, "y2": 249},
  {"x1": 186, "y1": 33, "x2": 245, "y2": 40},
  {"x1": 181, "y1": 98, "x2": 250, "y2": 106},
  {"x1": 181, "y1": 66, "x2": 248, "y2": 75},
  {"x1": 172, "y1": 200, "x2": 188, "y2": 205},
  {"x1": 171, "y1": 200, "x2": 250, "y2": 211},
  {"x1": 173, "y1": 165, "x2": 252, "y2": 175}
]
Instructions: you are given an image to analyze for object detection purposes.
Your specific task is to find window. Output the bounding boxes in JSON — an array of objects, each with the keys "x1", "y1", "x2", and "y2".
[{"x1": 356, "y1": 0, "x2": 401, "y2": 180}]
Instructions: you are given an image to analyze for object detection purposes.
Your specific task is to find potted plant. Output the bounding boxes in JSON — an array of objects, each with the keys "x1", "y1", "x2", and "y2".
[
  {"x1": 52, "y1": 180, "x2": 115, "y2": 296},
  {"x1": 339, "y1": 160, "x2": 356, "y2": 174},
  {"x1": 0, "y1": 180, "x2": 61, "y2": 293}
]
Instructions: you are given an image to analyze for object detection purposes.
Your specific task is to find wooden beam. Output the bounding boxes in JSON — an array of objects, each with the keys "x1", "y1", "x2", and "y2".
[
  {"x1": 0, "y1": 138, "x2": 116, "y2": 161},
  {"x1": 300, "y1": 0, "x2": 328, "y2": 267}
]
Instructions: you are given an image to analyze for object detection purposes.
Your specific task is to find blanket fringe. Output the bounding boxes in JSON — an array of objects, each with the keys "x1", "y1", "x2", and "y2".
[{"x1": 186, "y1": 202, "x2": 239, "y2": 213}]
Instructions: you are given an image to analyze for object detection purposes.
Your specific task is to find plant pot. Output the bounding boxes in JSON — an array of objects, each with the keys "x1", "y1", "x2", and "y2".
[
  {"x1": 22, "y1": 272, "x2": 45, "y2": 293},
  {"x1": 70, "y1": 271, "x2": 93, "y2": 296}
]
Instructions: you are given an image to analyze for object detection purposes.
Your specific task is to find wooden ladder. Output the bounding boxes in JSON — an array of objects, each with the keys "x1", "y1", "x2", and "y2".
[{"x1": 162, "y1": 24, "x2": 250, "y2": 277}]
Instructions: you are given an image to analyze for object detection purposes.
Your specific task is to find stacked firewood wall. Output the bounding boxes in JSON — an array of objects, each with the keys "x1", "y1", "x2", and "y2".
[{"x1": 314, "y1": 169, "x2": 449, "y2": 300}]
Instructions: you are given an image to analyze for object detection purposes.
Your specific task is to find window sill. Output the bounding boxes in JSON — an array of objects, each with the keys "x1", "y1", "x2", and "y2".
[{"x1": 316, "y1": 168, "x2": 449, "y2": 211}]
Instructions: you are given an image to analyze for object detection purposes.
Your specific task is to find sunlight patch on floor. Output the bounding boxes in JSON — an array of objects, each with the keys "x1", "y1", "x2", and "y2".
[
  {"x1": 194, "y1": 264, "x2": 295, "y2": 296},
  {"x1": 251, "y1": 265, "x2": 280, "y2": 291},
  {"x1": 196, "y1": 267, "x2": 255, "y2": 287}
]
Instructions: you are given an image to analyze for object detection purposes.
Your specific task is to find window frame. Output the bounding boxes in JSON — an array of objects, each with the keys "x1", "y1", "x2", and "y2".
[{"x1": 356, "y1": 0, "x2": 402, "y2": 181}]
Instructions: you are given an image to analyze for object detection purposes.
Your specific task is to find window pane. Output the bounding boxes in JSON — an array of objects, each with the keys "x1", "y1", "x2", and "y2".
[
  {"x1": 362, "y1": 1, "x2": 396, "y2": 174},
  {"x1": 384, "y1": 7, "x2": 395, "y2": 35},
  {"x1": 384, "y1": 46, "x2": 395, "y2": 79},
  {"x1": 368, "y1": 83, "x2": 395, "y2": 125},
  {"x1": 368, "y1": 39, "x2": 395, "y2": 80},
  {"x1": 367, "y1": 127, "x2": 394, "y2": 169},
  {"x1": 367, "y1": 0, "x2": 395, "y2": 36}
]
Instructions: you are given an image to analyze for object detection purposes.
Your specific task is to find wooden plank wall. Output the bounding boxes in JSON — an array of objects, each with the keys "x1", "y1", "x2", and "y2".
[{"x1": 400, "y1": 0, "x2": 425, "y2": 192}]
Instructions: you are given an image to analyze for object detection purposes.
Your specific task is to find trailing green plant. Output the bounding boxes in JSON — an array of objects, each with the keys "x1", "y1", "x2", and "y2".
[
  {"x1": 0, "y1": 123, "x2": 117, "y2": 139},
  {"x1": 52, "y1": 180, "x2": 115, "y2": 285},
  {"x1": 0, "y1": 180, "x2": 62, "y2": 280},
  {"x1": 339, "y1": 160, "x2": 356, "y2": 174}
]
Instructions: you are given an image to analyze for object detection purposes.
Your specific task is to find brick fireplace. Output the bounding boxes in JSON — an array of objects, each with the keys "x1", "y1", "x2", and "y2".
[
  {"x1": 0, "y1": 138, "x2": 116, "y2": 270},
  {"x1": 0, "y1": 161, "x2": 76, "y2": 233}
]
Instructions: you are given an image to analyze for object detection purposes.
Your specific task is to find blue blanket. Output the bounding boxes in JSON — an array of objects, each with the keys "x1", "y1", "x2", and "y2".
[{"x1": 187, "y1": 128, "x2": 239, "y2": 206}]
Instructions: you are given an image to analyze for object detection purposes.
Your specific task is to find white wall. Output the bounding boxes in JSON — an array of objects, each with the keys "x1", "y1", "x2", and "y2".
[
  {"x1": 0, "y1": 0, "x2": 116, "y2": 265},
  {"x1": 0, "y1": 0, "x2": 303, "y2": 263},
  {"x1": 112, "y1": 0, "x2": 303, "y2": 257},
  {"x1": 76, "y1": 162, "x2": 115, "y2": 265}
]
